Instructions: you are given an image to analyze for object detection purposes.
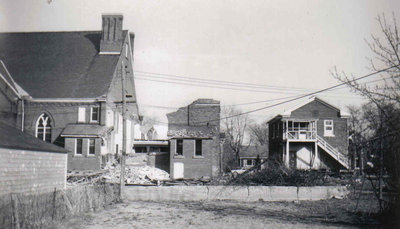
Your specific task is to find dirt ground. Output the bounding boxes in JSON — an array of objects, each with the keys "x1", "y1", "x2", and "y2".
[{"x1": 53, "y1": 195, "x2": 390, "y2": 229}]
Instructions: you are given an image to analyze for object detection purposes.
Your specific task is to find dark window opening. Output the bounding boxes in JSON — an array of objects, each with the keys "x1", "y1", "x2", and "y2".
[
  {"x1": 160, "y1": 146, "x2": 169, "y2": 153},
  {"x1": 135, "y1": 146, "x2": 147, "y2": 153},
  {"x1": 149, "y1": 146, "x2": 160, "y2": 153},
  {"x1": 76, "y1": 139, "x2": 83, "y2": 155},
  {"x1": 176, "y1": 139, "x2": 183, "y2": 155},
  {"x1": 195, "y1": 139, "x2": 202, "y2": 156},
  {"x1": 89, "y1": 139, "x2": 95, "y2": 155},
  {"x1": 91, "y1": 107, "x2": 100, "y2": 122}
]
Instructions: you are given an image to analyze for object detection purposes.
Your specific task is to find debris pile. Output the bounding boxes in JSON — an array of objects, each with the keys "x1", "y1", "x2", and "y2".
[
  {"x1": 67, "y1": 170, "x2": 106, "y2": 185},
  {"x1": 67, "y1": 158, "x2": 170, "y2": 185},
  {"x1": 102, "y1": 160, "x2": 170, "y2": 184}
]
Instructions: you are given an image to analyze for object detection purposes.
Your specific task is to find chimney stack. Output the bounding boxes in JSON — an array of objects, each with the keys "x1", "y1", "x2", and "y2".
[{"x1": 100, "y1": 14, "x2": 123, "y2": 53}]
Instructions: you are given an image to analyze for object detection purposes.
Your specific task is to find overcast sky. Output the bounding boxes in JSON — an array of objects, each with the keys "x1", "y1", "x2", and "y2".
[{"x1": 1, "y1": 0, "x2": 399, "y2": 123}]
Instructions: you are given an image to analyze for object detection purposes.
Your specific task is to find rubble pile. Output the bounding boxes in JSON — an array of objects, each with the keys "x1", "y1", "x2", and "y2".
[
  {"x1": 67, "y1": 170, "x2": 107, "y2": 186},
  {"x1": 102, "y1": 160, "x2": 170, "y2": 184}
]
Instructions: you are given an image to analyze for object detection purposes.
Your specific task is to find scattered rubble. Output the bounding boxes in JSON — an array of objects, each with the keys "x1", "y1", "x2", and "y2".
[
  {"x1": 102, "y1": 162, "x2": 170, "y2": 185},
  {"x1": 67, "y1": 170, "x2": 106, "y2": 185},
  {"x1": 67, "y1": 158, "x2": 170, "y2": 185}
]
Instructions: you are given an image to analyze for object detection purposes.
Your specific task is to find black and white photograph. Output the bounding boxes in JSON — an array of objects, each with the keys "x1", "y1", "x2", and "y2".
[{"x1": 0, "y1": 0, "x2": 399, "y2": 228}]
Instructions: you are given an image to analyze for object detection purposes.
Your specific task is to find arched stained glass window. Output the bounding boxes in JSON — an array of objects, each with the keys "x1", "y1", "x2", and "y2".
[{"x1": 36, "y1": 113, "x2": 52, "y2": 142}]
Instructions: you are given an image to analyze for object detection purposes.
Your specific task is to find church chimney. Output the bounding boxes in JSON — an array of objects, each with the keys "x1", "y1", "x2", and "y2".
[{"x1": 100, "y1": 14, "x2": 123, "y2": 53}]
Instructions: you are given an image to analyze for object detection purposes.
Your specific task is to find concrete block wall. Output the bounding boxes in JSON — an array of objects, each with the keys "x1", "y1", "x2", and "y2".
[
  {"x1": 124, "y1": 185, "x2": 349, "y2": 202},
  {"x1": 147, "y1": 153, "x2": 170, "y2": 173},
  {"x1": 0, "y1": 148, "x2": 67, "y2": 196}
]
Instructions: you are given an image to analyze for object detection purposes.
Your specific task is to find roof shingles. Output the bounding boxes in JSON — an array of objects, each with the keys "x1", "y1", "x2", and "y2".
[
  {"x1": 0, "y1": 122, "x2": 68, "y2": 153},
  {"x1": 0, "y1": 31, "x2": 126, "y2": 99}
]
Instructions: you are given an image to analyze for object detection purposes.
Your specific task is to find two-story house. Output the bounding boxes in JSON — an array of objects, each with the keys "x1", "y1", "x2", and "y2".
[
  {"x1": 268, "y1": 97, "x2": 350, "y2": 171},
  {"x1": 167, "y1": 99, "x2": 221, "y2": 179},
  {"x1": 0, "y1": 14, "x2": 139, "y2": 170}
]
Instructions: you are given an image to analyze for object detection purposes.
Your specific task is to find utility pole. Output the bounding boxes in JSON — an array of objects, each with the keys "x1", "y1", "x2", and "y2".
[
  {"x1": 379, "y1": 139, "x2": 384, "y2": 201},
  {"x1": 120, "y1": 63, "x2": 127, "y2": 200}
]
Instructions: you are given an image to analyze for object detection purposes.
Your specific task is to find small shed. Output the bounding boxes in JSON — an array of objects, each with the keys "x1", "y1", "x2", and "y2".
[
  {"x1": 239, "y1": 145, "x2": 269, "y2": 169},
  {"x1": 0, "y1": 122, "x2": 68, "y2": 195}
]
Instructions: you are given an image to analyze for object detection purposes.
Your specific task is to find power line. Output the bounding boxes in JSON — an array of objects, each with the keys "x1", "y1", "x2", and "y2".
[
  {"x1": 135, "y1": 69, "x2": 394, "y2": 99},
  {"x1": 134, "y1": 76, "x2": 310, "y2": 95},
  {"x1": 191, "y1": 65, "x2": 400, "y2": 125},
  {"x1": 135, "y1": 70, "x2": 397, "y2": 94},
  {"x1": 135, "y1": 70, "x2": 315, "y2": 91},
  {"x1": 134, "y1": 76, "x2": 366, "y2": 100},
  {"x1": 136, "y1": 72, "x2": 397, "y2": 110},
  {"x1": 141, "y1": 66, "x2": 398, "y2": 125}
]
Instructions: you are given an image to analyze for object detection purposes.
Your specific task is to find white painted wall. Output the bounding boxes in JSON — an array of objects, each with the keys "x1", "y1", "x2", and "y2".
[
  {"x1": 296, "y1": 146, "x2": 312, "y2": 170},
  {"x1": 106, "y1": 108, "x2": 114, "y2": 127}
]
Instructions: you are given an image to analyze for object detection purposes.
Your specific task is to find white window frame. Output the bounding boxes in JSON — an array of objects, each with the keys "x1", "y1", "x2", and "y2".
[
  {"x1": 75, "y1": 138, "x2": 83, "y2": 156},
  {"x1": 324, "y1": 120, "x2": 334, "y2": 137},
  {"x1": 78, "y1": 107, "x2": 86, "y2": 123},
  {"x1": 125, "y1": 44, "x2": 129, "y2": 58},
  {"x1": 35, "y1": 113, "x2": 51, "y2": 142},
  {"x1": 90, "y1": 107, "x2": 100, "y2": 123},
  {"x1": 88, "y1": 138, "x2": 95, "y2": 156}
]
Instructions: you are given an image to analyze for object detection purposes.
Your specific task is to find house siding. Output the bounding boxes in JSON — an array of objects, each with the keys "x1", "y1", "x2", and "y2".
[{"x1": 0, "y1": 148, "x2": 67, "y2": 195}]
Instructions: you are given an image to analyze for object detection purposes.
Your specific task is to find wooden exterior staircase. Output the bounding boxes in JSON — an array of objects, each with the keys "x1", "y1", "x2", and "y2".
[{"x1": 317, "y1": 135, "x2": 349, "y2": 169}]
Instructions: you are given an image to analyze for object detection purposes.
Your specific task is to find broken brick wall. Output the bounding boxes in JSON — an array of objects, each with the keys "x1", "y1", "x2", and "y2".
[{"x1": 167, "y1": 99, "x2": 221, "y2": 179}]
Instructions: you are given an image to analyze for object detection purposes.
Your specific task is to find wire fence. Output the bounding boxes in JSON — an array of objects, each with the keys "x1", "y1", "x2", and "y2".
[{"x1": 0, "y1": 183, "x2": 119, "y2": 229}]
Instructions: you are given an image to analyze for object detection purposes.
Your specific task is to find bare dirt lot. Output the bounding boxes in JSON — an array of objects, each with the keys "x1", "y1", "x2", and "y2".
[{"x1": 54, "y1": 195, "x2": 389, "y2": 229}]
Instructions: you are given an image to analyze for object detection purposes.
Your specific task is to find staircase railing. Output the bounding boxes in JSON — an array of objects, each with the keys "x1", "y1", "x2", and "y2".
[{"x1": 316, "y1": 135, "x2": 349, "y2": 169}]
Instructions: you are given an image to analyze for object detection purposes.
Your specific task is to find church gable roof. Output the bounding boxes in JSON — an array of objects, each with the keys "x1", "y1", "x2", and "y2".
[{"x1": 0, "y1": 31, "x2": 127, "y2": 99}]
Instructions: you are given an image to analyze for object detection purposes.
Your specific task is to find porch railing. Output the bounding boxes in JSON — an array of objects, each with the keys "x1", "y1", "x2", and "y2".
[
  {"x1": 285, "y1": 129, "x2": 316, "y2": 140},
  {"x1": 316, "y1": 135, "x2": 349, "y2": 169}
]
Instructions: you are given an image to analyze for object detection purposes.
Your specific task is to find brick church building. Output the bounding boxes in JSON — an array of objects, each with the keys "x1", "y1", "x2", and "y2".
[{"x1": 0, "y1": 14, "x2": 139, "y2": 170}]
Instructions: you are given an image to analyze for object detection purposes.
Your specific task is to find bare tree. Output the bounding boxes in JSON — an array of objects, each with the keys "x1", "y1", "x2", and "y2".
[
  {"x1": 249, "y1": 122, "x2": 269, "y2": 146},
  {"x1": 332, "y1": 13, "x2": 400, "y2": 106},
  {"x1": 332, "y1": 13, "x2": 400, "y2": 213},
  {"x1": 221, "y1": 106, "x2": 251, "y2": 169}
]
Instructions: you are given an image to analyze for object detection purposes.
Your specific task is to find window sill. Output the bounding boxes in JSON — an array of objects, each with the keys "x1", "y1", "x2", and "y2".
[
  {"x1": 193, "y1": 156, "x2": 204, "y2": 159},
  {"x1": 173, "y1": 155, "x2": 185, "y2": 159},
  {"x1": 74, "y1": 154, "x2": 83, "y2": 157},
  {"x1": 324, "y1": 135, "x2": 335, "y2": 137}
]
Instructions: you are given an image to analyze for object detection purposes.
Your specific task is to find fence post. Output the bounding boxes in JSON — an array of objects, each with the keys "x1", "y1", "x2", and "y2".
[
  {"x1": 11, "y1": 194, "x2": 20, "y2": 229},
  {"x1": 52, "y1": 188, "x2": 57, "y2": 220},
  {"x1": 61, "y1": 190, "x2": 73, "y2": 215},
  {"x1": 85, "y1": 186, "x2": 93, "y2": 212}
]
